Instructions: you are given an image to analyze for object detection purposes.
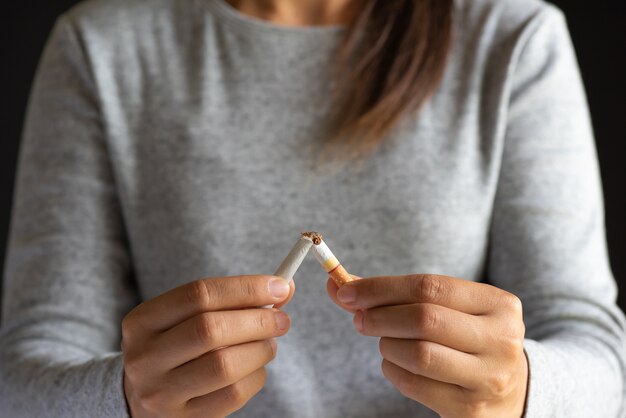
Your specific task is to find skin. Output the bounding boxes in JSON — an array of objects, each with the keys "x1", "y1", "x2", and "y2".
[
  {"x1": 226, "y1": 0, "x2": 354, "y2": 26},
  {"x1": 327, "y1": 274, "x2": 529, "y2": 418},
  {"x1": 121, "y1": 275, "x2": 295, "y2": 417}
]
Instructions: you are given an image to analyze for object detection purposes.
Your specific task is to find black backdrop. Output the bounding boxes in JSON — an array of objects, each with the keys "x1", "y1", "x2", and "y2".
[{"x1": 2, "y1": 1, "x2": 625, "y2": 316}]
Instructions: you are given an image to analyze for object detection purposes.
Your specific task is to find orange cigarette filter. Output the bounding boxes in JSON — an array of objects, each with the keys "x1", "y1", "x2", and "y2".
[{"x1": 302, "y1": 231, "x2": 357, "y2": 286}]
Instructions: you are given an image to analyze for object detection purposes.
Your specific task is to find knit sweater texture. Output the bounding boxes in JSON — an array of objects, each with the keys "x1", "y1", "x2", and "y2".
[{"x1": 2, "y1": 0, "x2": 625, "y2": 416}]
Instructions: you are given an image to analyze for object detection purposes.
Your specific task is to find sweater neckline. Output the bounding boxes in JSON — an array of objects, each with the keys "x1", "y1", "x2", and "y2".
[{"x1": 206, "y1": 0, "x2": 347, "y2": 38}]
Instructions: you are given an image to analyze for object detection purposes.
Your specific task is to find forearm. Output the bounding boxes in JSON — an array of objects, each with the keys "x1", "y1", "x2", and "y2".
[
  {"x1": 516, "y1": 292, "x2": 626, "y2": 418},
  {"x1": 0, "y1": 342, "x2": 129, "y2": 418},
  {"x1": 524, "y1": 331, "x2": 626, "y2": 418}
]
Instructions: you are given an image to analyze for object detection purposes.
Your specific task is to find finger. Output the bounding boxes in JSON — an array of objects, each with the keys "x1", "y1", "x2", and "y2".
[
  {"x1": 168, "y1": 339, "x2": 276, "y2": 402},
  {"x1": 381, "y1": 358, "x2": 463, "y2": 417},
  {"x1": 356, "y1": 303, "x2": 486, "y2": 353},
  {"x1": 379, "y1": 338, "x2": 483, "y2": 390},
  {"x1": 184, "y1": 366, "x2": 266, "y2": 417},
  {"x1": 336, "y1": 274, "x2": 509, "y2": 314},
  {"x1": 274, "y1": 279, "x2": 296, "y2": 309},
  {"x1": 126, "y1": 275, "x2": 291, "y2": 334},
  {"x1": 149, "y1": 308, "x2": 290, "y2": 369}
]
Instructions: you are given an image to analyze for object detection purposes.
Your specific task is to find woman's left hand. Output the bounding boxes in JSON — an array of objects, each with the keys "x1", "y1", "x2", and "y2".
[{"x1": 327, "y1": 274, "x2": 529, "y2": 418}]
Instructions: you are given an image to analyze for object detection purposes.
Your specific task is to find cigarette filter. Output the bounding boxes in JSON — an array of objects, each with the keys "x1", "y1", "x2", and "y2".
[{"x1": 303, "y1": 231, "x2": 356, "y2": 286}]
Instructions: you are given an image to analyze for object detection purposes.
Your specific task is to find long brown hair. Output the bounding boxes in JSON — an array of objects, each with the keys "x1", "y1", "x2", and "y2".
[{"x1": 329, "y1": 0, "x2": 454, "y2": 156}]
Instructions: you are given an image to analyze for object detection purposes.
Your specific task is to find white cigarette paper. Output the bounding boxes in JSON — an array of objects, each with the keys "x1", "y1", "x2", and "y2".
[
  {"x1": 311, "y1": 239, "x2": 341, "y2": 273},
  {"x1": 274, "y1": 236, "x2": 314, "y2": 282},
  {"x1": 263, "y1": 235, "x2": 314, "y2": 308}
]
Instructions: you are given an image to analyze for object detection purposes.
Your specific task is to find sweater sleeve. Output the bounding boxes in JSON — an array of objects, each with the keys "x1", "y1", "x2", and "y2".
[
  {"x1": 487, "y1": 6, "x2": 626, "y2": 418},
  {"x1": 0, "y1": 15, "x2": 138, "y2": 417}
]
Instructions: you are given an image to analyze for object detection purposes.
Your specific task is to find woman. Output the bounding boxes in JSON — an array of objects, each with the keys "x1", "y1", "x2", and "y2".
[{"x1": 1, "y1": 0, "x2": 625, "y2": 416}]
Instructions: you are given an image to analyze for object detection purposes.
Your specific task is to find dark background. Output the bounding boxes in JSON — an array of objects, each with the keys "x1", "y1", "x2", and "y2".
[{"x1": 1, "y1": 1, "x2": 625, "y2": 316}]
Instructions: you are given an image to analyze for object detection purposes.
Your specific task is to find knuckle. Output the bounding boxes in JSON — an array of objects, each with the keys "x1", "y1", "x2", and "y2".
[
  {"x1": 122, "y1": 316, "x2": 133, "y2": 341},
  {"x1": 186, "y1": 279, "x2": 213, "y2": 310},
  {"x1": 222, "y1": 381, "x2": 247, "y2": 408},
  {"x1": 502, "y1": 312, "x2": 526, "y2": 339},
  {"x1": 499, "y1": 334, "x2": 524, "y2": 358},
  {"x1": 136, "y1": 389, "x2": 165, "y2": 413},
  {"x1": 210, "y1": 349, "x2": 235, "y2": 381},
  {"x1": 120, "y1": 315, "x2": 136, "y2": 344},
  {"x1": 121, "y1": 315, "x2": 131, "y2": 333},
  {"x1": 415, "y1": 304, "x2": 439, "y2": 333},
  {"x1": 418, "y1": 274, "x2": 443, "y2": 303},
  {"x1": 412, "y1": 341, "x2": 435, "y2": 373},
  {"x1": 195, "y1": 313, "x2": 222, "y2": 347},
  {"x1": 123, "y1": 353, "x2": 138, "y2": 374},
  {"x1": 257, "y1": 311, "x2": 273, "y2": 332},
  {"x1": 124, "y1": 352, "x2": 150, "y2": 378},
  {"x1": 499, "y1": 292, "x2": 523, "y2": 315},
  {"x1": 484, "y1": 370, "x2": 513, "y2": 398}
]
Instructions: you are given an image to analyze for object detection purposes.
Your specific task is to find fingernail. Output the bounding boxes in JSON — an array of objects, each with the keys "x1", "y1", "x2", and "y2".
[
  {"x1": 337, "y1": 285, "x2": 356, "y2": 304},
  {"x1": 269, "y1": 278, "x2": 290, "y2": 299},
  {"x1": 354, "y1": 310, "x2": 364, "y2": 332},
  {"x1": 274, "y1": 311, "x2": 290, "y2": 331},
  {"x1": 268, "y1": 338, "x2": 277, "y2": 355}
]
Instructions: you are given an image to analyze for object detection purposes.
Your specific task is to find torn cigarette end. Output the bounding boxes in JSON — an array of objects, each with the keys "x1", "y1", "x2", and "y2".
[
  {"x1": 305, "y1": 231, "x2": 357, "y2": 286},
  {"x1": 301, "y1": 231, "x2": 322, "y2": 245}
]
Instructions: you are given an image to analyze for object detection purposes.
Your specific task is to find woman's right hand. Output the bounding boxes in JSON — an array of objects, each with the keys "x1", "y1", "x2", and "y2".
[{"x1": 120, "y1": 275, "x2": 294, "y2": 418}]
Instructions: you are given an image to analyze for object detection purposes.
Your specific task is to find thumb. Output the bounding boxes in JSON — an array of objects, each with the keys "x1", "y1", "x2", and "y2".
[
  {"x1": 273, "y1": 279, "x2": 296, "y2": 309},
  {"x1": 326, "y1": 275, "x2": 362, "y2": 313}
]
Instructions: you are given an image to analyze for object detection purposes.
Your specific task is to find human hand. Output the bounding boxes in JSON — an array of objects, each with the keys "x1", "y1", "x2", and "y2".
[
  {"x1": 327, "y1": 274, "x2": 528, "y2": 418},
  {"x1": 121, "y1": 275, "x2": 294, "y2": 417}
]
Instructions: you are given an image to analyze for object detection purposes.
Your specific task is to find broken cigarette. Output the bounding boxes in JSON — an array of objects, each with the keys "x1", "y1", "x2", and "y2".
[
  {"x1": 264, "y1": 235, "x2": 314, "y2": 308},
  {"x1": 265, "y1": 231, "x2": 356, "y2": 308},
  {"x1": 303, "y1": 231, "x2": 356, "y2": 286},
  {"x1": 274, "y1": 235, "x2": 314, "y2": 282}
]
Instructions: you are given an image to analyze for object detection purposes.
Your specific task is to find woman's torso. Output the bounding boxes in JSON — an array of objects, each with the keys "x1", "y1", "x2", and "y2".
[{"x1": 70, "y1": 0, "x2": 549, "y2": 415}]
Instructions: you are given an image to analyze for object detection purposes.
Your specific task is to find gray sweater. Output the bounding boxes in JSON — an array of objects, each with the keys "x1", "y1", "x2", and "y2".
[{"x1": 2, "y1": 0, "x2": 625, "y2": 416}]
